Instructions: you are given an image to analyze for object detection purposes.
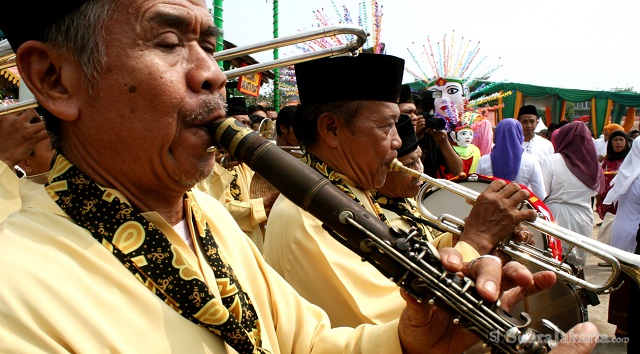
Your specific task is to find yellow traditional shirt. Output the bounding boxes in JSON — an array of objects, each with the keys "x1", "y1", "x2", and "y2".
[
  {"x1": 0, "y1": 184, "x2": 401, "y2": 353},
  {"x1": 206, "y1": 163, "x2": 267, "y2": 252},
  {"x1": 194, "y1": 162, "x2": 235, "y2": 204},
  {"x1": 0, "y1": 160, "x2": 20, "y2": 223},
  {"x1": 264, "y1": 175, "x2": 480, "y2": 328}
]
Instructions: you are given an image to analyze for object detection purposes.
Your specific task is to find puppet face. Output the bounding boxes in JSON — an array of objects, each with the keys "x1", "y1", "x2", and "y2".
[
  {"x1": 428, "y1": 78, "x2": 469, "y2": 119},
  {"x1": 454, "y1": 128, "x2": 474, "y2": 147}
]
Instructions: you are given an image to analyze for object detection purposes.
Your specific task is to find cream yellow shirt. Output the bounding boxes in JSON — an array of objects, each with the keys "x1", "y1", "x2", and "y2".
[
  {"x1": 264, "y1": 177, "x2": 480, "y2": 328},
  {"x1": 197, "y1": 163, "x2": 267, "y2": 252},
  {"x1": 0, "y1": 185, "x2": 401, "y2": 353},
  {"x1": 0, "y1": 160, "x2": 20, "y2": 223},
  {"x1": 194, "y1": 162, "x2": 235, "y2": 204}
]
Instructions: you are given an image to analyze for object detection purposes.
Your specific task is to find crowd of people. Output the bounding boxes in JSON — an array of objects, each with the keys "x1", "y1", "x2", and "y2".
[{"x1": 1, "y1": 0, "x2": 639, "y2": 353}]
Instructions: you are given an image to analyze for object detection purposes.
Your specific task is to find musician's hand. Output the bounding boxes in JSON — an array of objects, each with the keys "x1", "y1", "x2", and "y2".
[
  {"x1": 261, "y1": 190, "x2": 280, "y2": 217},
  {"x1": 549, "y1": 323, "x2": 598, "y2": 354},
  {"x1": 0, "y1": 109, "x2": 48, "y2": 167},
  {"x1": 493, "y1": 266, "x2": 597, "y2": 354},
  {"x1": 460, "y1": 180, "x2": 538, "y2": 255},
  {"x1": 398, "y1": 248, "x2": 537, "y2": 354}
]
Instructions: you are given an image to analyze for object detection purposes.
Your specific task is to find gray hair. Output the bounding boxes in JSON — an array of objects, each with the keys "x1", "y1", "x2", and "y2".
[{"x1": 42, "y1": 0, "x2": 117, "y2": 147}]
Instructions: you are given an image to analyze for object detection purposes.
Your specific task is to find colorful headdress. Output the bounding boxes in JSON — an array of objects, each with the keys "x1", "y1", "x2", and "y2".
[
  {"x1": 406, "y1": 31, "x2": 501, "y2": 89},
  {"x1": 279, "y1": 1, "x2": 385, "y2": 105}
]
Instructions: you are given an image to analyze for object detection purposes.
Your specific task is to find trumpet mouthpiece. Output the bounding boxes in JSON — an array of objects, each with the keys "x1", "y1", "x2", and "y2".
[{"x1": 389, "y1": 158, "x2": 403, "y2": 172}]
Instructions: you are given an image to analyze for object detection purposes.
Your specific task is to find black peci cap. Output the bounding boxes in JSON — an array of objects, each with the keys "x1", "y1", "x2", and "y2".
[
  {"x1": 226, "y1": 97, "x2": 248, "y2": 116},
  {"x1": 396, "y1": 114, "x2": 418, "y2": 158},
  {"x1": 398, "y1": 84, "x2": 413, "y2": 104},
  {"x1": 517, "y1": 105, "x2": 538, "y2": 118},
  {"x1": 0, "y1": 1, "x2": 90, "y2": 51},
  {"x1": 294, "y1": 53, "x2": 405, "y2": 105}
]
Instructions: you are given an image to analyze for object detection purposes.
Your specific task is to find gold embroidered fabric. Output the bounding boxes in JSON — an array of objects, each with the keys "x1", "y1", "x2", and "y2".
[
  {"x1": 370, "y1": 190, "x2": 435, "y2": 241},
  {"x1": 45, "y1": 153, "x2": 268, "y2": 354},
  {"x1": 301, "y1": 153, "x2": 390, "y2": 225}
]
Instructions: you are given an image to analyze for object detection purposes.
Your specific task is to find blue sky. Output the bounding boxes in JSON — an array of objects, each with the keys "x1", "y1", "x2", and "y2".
[{"x1": 216, "y1": 0, "x2": 640, "y2": 91}]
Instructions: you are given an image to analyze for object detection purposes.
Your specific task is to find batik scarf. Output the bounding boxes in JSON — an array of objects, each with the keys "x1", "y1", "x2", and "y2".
[
  {"x1": 45, "y1": 153, "x2": 268, "y2": 354},
  {"x1": 301, "y1": 152, "x2": 389, "y2": 225}
]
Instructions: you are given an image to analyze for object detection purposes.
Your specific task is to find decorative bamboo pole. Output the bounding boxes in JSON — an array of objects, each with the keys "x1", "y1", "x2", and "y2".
[
  {"x1": 213, "y1": 0, "x2": 224, "y2": 66},
  {"x1": 273, "y1": 0, "x2": 280, "y2": 111}
]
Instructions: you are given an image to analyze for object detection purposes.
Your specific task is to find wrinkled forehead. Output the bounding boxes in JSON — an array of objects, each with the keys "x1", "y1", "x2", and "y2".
[{"x1": 119, "y1": 0, "x2": 215, "y2": 30}]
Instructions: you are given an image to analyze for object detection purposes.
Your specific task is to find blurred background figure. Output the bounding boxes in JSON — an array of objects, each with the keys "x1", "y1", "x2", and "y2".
[
  {"x1": 596, "y1": 123, "x2": 625, "y2": 163},
  {"x1": 602, "y1": 137, "x2": 640, "y2": 340},
  {"x1": 247, "y1": 104, "x2": 267, "y2": 118},
  {"x1": 476, "y1": 118, "x2": 546, "y2": 199},
  {"x1": 275, "y1": 105, "x2": 298, "y2": 147},
  {"x1": 517, "y1": 105, "x2": 554, "y2": 164},
  {"x1": 595, "y1": 130, "x2": 630, "y2": 247},
  {"x1": 265, "y1": 106, "x2": 278, "y2": 120},
  {"x1": 227, "y1": 97, "x2": 251, "y2": 127},
  {"x1": 541, "y1": 121, "x2": 603, "y2": 276},
  {"x1": 249, "y1": 114, "x2": 265, "y2": 131},
  {"x1": 537, "y1": 129, "x2": 549, "y2": 140}
]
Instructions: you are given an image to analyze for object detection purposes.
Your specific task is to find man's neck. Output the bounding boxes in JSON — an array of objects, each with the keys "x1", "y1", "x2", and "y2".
[
  {"x1": 59, "y1": 146, "x2": 186, "y2": 225},
  {"x1": 524, "y1": 134, "x2": 535, "y2": 143}
]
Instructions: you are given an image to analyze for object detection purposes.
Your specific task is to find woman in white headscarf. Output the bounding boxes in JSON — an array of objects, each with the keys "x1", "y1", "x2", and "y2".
[
  {"x1": 602, "y1": 137, "x2": 640, "y2": 341},
  {"x1": 604, "y1": 137, "x2": 640, "y2": 253}
]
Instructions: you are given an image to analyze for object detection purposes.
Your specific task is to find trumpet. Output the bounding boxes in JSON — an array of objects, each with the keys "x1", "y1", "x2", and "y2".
[{"x1": 389, "y1": 158, "x2": 640, "y2": 294}]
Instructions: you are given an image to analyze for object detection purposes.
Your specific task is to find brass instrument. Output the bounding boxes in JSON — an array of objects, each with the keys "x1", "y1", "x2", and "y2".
[
  {"x1": 0, "y1": 99, "x2": 39, "y2": 116},
  {"x1": 216, "y1": 25, "x2": 368, "y2": 79},
  {"x1": 257, "y1": 118, "x2": 276, "y2": 140},
  {"x1": 209, "y1": 118, "x2": 558, "y2": 353},
  {"x1": 390, "y1": 158, "x2": 640, "y2": 294}
]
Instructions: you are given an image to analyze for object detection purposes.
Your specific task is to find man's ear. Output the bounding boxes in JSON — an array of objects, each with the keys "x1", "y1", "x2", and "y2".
[
  {"x1": 16, "y1": 41, "x2": 83, "y2": 121},
  {"x1": 316, "y1": 112, "x2": 341, "y2": 148}
]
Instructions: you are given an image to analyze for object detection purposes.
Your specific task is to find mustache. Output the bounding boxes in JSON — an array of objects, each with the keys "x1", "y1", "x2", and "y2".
[{"x1": 184, "y1": 92, "x2": 227, "y2": 125}]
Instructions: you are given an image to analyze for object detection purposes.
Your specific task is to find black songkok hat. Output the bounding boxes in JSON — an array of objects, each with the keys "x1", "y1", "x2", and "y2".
[
  {"x1": 398, "y1": 84, "x2": 414, "y2": 104},
  {"x1": 396, "y1": 114, "x2": 419, "y2": 158},
  {"x1": 0, "y1": 1, "x2": 89, "y2": 51},
  {"x1": 294, "y1": 53, "x2": 405, "y2": 105},
  {"x1": 518, "y1": 105, "x2": 538, "y2": 118},
  {"x1": 226, "y1": 97, "x2": 248, "y2": 116}
]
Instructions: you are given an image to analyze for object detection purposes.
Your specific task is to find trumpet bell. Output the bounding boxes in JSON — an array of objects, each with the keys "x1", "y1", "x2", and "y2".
[{"x1": 258, "y1": 118, "x2": 276, "y2": 141}]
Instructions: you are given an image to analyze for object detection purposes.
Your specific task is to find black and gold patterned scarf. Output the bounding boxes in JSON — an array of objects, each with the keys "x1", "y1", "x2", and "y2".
[
  {"x1": 301, "y1": 152, "x2": 389, "y2": 225},
  {"x1": 371, "y1": 190, "x2": 436, "y2": 241},
  {"x1": 45, "y1": 153, "x2": 268, "y2": 354},
  {"x1": 228, "y1": 167, "x2": 242, "y2": 201}
]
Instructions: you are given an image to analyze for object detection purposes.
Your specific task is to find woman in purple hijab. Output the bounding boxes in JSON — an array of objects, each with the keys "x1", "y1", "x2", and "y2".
[
  {"x1": 476, "y1": 119, "x2": 546, "y2": 199},
  {"x1": 542, "y1": 121, "x2": 604, "y2": 273}
]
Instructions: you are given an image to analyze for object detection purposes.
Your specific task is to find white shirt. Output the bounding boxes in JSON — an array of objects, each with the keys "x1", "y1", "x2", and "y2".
[
  {"x1": 594, "y1": 136, "x2": 606, "y2": 157},
  {"x1": 522, "y1": 135, "x2": 555, "y2": 165},
  {"x1": 476, "y1": 153, "x2": 546, "y2": 199}
]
